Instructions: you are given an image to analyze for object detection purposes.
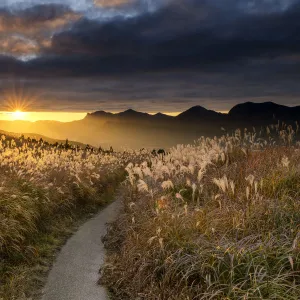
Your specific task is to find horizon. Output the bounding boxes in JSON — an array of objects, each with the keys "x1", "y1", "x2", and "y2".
[{"x1": 0, "y1": 101, "x2": 299, "y2": 122}]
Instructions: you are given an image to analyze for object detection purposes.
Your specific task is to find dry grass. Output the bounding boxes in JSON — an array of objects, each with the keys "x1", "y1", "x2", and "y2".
[
  {"x1": 101, "y1": 126, "x2": 300, "y2": 299},
  {"x1": 0, "y1": 170, "x2": 125, "y2": 300},
  {"x1": 0, "y1": 135, "x2": 134, "y2": 300}
]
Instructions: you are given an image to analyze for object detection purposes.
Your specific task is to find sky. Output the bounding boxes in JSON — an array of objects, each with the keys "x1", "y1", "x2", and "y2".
[{"x1": 0, "y1": 0, "x2": 300, "y2": 120}]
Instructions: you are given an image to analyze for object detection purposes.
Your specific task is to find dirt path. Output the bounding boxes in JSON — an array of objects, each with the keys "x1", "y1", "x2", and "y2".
[{"x1": 41, "y1": 199, "x2": 121, "y2": 300}]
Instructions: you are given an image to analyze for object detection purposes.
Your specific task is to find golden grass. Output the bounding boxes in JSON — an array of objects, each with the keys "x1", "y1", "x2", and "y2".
[
  {"x1": 0, "y1": 171, "x2": 125, "y2": 300},
  {"x1": 0, "y1": 134, "x2": 134, "y2": 299},
  {"x1": 101, "y1": 128, "x2": 300, "y2": 299}
]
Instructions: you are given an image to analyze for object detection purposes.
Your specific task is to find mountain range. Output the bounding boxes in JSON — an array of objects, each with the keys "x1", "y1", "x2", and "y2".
[
  {"x1": 0, "y1": 102, "x2": 299, "y2": 149},
  {"x1": 86, "y1": 101, "x2": 300, "y2": 123}
]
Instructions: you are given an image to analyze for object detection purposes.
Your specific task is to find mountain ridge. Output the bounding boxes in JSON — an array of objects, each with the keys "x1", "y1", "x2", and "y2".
[{"x1": 85, "y1": 101, "x2": 299, "y2": 122}]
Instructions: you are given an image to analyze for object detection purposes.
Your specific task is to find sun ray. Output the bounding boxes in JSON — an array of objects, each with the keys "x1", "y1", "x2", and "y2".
[{"x1": 2, "y1": 79, "x2": 42, "y2": 113}]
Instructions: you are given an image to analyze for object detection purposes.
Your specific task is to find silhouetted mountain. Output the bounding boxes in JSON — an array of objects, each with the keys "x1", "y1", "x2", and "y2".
[
  {"x1": 229, "y1": 102, "x2": 300, "y2": 122},
  {"x1": 86, "y1": 109, "x2": 152, "y2": 121},
  {"x1": 87, "y1": 105, "x2": 224, "y2": 123},
  {"x1": 87, "y1": 111, "x2": 114, "y2": 118},
  {"x1": 177, "y1": 105, "x2": 224, "y2": 121},
  {"x1": 0, "y1": 102, "x2": 299, "y2": 149},
  {"x1": 152, "y1": 112, "x2": 172, "y2": 120},
  {"x1": 117, "y1": 109, "x2": 151, "y2": 119}
]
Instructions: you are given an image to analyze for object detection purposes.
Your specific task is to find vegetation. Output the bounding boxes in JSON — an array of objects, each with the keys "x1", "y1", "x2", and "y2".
[
  {"x1": 0, "y1": 134, "x2": 139, "y2": 300},
  {"x1": 101, "y1": 123, "x2": 300, "y2": 299},
  {"x1": 1, "y1": 122, "x2": 300, "y2": 299}
]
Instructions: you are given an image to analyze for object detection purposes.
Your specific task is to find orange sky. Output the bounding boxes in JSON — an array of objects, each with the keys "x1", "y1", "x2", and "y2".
[{"x1": 0, "y1": 111, "x2": 87, "y2": 122}]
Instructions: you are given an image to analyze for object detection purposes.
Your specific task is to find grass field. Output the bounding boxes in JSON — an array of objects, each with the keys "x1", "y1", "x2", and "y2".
[
  {"x1": 1, "y1": 124, "x2": 299, "y2": 300},
  {"x1": 101, "y1": 124, "x2": 300, "y2": 299},
  {"x1": 0, "y1": 134, "x2": 138, "y2": 300}
]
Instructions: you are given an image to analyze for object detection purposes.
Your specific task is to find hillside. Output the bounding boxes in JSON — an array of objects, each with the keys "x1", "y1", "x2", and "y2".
[
  {"x1": 0, "y1": 131, "x2": 133, "y2": 300},
  {"x1": 0, "y1": 129, "x2": 88, "y2": 148},
  {"x1": 101, "y1": 125, "x2": 300, "y2": 299}
]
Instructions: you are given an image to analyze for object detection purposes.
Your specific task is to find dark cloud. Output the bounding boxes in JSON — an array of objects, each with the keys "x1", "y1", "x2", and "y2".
[
  {"x1": 0, "y1": 0, "x2": 300, "y2": 76},
  {"x1": 48, "y1": 0, "x2": 300, "y2": 66},
  {"x1": 0, "y1": 0, "x2": 299, "y2": 113},
  {"x1": 1, "y1": 67, "x2": 300, "y2": 113}
]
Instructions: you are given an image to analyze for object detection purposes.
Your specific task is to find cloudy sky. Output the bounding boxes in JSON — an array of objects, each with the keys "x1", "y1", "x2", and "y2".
[{"x1": 0, "y1": 0, "x2": 300, "y2": 114}]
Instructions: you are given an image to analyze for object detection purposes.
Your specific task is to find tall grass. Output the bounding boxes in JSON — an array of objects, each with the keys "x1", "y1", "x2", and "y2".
[
  {"x1": 101, "y1": 125, "x2": 300, "y2": 299},
  {"x1": 0, "y1": 135, "x2": 138, "y2": 300}
]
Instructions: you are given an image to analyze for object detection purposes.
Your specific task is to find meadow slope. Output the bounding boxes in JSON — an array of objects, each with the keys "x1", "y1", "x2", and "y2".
[
  {"x1": 0, "y1": 134, "x2": 142, "y2": 300},
  {"x1": 101, "y1": 123, "x2": 300, "y2": 299}
]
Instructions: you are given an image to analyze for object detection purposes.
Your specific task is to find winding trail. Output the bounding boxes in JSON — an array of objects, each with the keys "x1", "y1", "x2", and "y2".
[{"x1": 42, "y1": 199, "x2": 121, "y2": 300}]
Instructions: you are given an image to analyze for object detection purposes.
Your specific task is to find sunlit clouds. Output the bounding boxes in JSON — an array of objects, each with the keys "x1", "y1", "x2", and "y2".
[
  {"x1": 94, "y1": 0, "x2": 134, "y2": 8},
  {"x1": 0, "y1": 4, "x2": 81, "y2": 60},
  {"x1": 0, "y1": 35, "x2": 39, "y2": 60},
  {"x1": 0, "y1": 0, "x2": 163, "y2": 60}
]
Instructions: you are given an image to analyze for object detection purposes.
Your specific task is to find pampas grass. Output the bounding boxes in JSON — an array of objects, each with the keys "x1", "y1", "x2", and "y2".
[
  {"x1": 0, "y1": 134, "x2": 138, "y2": 300},
  {"x1": 101, "y1": 124, "x2": 300, "y2": 299}
]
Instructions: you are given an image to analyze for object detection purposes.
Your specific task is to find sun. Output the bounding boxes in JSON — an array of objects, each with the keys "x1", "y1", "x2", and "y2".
[{"x1": 12, "y1": 110, "x2": 26, "y2": 120}]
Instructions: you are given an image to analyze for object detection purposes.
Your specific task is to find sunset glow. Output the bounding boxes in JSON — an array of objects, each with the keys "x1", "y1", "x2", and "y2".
[
  {"x1": 0, "y1": 110, "x2": 231, "y2": 122},
  {"x1": 0, "y1": 112, "x2": 87, "y2": 122},
  {"x1": 12, "y1": 110, "x2": 26, "y2": 120}
]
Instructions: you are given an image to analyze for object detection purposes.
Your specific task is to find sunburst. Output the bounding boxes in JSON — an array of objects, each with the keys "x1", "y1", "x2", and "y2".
[
  {"x1": 2, "y1": 80, "x2": 41, "y2": 113},
  {"x1": 12, "y1": 110, "x2": 26, "y2": 120}
]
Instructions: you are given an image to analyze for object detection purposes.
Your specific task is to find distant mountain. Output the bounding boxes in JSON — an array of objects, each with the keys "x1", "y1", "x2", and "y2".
[
  {"x1": 152, "y1": 112, "x2": 173, "y2": 120},
  {"x1": 0, "y1": 101, "x2": 299, "y2": 149},
  {"x1": 87, "y1": 105, "x2": 224, "y2": 122},
  {"x1": 177, "y1": 105, "x2": 224, "y2": 121},
  {"x1": 86, "y1": 111, "x2": 113, "y2": 118},
  {"x1": 87, "y1": 102, "x2": 300, "y2": 124},
  {"x1": 229, "y1": 102, "x2": 300, "y2": 122},
  {"x1": 86, "y1": 109, "x2": 165, "y2": 121},
  {"x1": 117, "y1": 109, "x2": 150, "y2": 119}
]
